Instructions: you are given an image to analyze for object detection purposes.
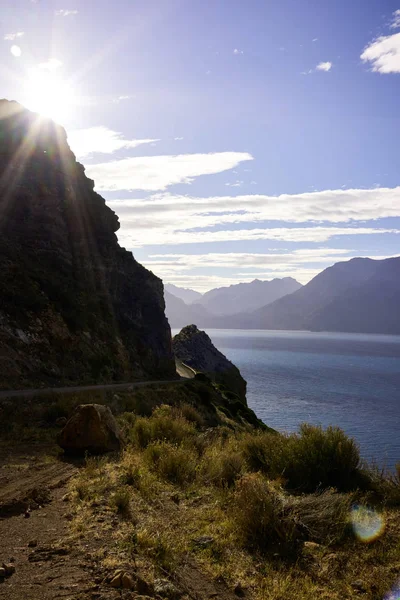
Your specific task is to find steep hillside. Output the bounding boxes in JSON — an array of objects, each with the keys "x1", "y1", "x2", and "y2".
[
  {"x1": 247, "y1": 257, "x2": 400, "y2": 334},
  {"x1": 0, "y1": 100, "x2": 175, "y2": 389},
  {"x1": 194, "y1": 278, "x2": 302, "y2": 316},
  {"x1": 165, "y1": 283, "x2": 202, "y2": 304}
]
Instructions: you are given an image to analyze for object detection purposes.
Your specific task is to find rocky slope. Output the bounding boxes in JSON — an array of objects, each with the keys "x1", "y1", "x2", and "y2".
[
  {"x1": 172, "y1": 325, "x2": 247, "y2": 403},
  {"x1": 0, "y1": 100, "x2": 175, "y2": 389}
]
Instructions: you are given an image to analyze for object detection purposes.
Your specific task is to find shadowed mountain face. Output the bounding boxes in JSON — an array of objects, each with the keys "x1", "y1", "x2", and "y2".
[
  {"x1": 193, "y1": 278, "x2": 302, "y2": 316},
  {"x1": 0, "y1": 100, "x2": 175, "y2": 389},
  {"x1": 247, "y1": 257, "x2": 400, "y2": 334}
]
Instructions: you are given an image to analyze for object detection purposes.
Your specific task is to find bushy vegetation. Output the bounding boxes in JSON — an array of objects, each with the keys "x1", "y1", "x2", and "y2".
[
  {"x1": 62, "y1": 397, "x2": 400, "y2": 600},
  {"x1": 232, "y1": 473, "x2": 297, "y2": 551},
  {"x1": 144, "y1": 440, "x2": 198, "y2": 485},
  {"x1": 240, "y1": 424, "x2": 361, "y2": 492},
  {"x1": 131, "y1": 405, "x2": 197, "y2": 449}
]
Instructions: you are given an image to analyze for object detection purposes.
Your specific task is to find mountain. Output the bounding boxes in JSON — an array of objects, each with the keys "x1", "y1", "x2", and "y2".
[
  {"x1": 164, "y1": 291, "x2": 213, "y2": 329},
  {"x1": 245, "y1": 257, "x2": 400, "y2": 334},
  {"x1": 0, "y1": 100, "x2": 175, "y2": 389},
  {"x1": 164, "y1": 283, "x2": 202, "y2": 304},
  {"x1": 194, "y1": 278, "x2": 302, "y2": 316}
]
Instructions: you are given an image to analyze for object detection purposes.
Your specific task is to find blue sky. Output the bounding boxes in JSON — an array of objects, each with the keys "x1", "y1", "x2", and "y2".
[{"x1": 2, "y1": 0, "x2": 400, "y2": 291}]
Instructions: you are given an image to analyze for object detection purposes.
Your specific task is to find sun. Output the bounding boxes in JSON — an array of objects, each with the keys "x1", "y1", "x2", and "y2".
[{"x1": 23, "y1": 69, "x2": 76, "y2": 124}]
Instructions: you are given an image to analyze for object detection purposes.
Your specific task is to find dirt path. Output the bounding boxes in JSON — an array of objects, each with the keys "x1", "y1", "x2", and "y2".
[
  {"x1": 0, "y1": 378, "x2": 188, "y2": 400},
  {"x1": 0, "y1": 446, "x2": 120, "y2": 600}
]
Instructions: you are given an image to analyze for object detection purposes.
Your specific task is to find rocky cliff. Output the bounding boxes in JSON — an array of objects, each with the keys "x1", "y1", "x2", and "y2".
[
  {"x1": 0, "y1": 100, "x2": 175, "y2": 389},
  {"x1": 172, "y1": 325, "x2": 247, "y2": 404}
]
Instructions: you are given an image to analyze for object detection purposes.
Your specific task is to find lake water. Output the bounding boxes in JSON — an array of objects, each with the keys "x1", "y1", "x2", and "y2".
[{"x1": 200, "y1": 330, "x2": 400, "y2": 470}]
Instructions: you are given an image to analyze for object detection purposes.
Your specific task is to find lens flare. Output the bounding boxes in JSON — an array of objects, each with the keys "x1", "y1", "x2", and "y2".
[
  {"x1": 350, "y1": 505, "x2": 385, "y2": 542},
  {"x1": 384, "y1": 581, "x2": 400, "y2": 600}
]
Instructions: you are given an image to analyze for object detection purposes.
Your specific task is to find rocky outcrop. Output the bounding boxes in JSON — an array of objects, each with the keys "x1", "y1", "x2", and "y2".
[
  {"x1": 57, "y1": 404, "x2": 122, "y2": 454},
  {"x1": 0, "y1": 100, "x2": 175, "y2": 389},
  {"x1": 172, "y1": 325, "x2": 247, "y2": 404}
]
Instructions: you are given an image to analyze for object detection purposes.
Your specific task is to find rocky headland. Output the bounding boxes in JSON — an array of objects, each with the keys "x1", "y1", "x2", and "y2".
[
  {"x1": 0, "y1": 100, "x2": 175, "y2": 389},
  {"x1": 173, "y1": 324, "x2": 247, "y2": 403}
]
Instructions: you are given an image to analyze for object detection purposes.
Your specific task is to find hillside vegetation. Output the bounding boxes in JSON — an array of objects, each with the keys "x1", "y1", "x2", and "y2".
[{"x1": 61, "y1": 386, "x2": 400, "y2": 600}]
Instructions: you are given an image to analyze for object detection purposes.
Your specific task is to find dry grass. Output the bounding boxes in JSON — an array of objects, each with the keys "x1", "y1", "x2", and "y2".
[{"x1": 65, "y1": 402, "x2": 400, "y2": 600}]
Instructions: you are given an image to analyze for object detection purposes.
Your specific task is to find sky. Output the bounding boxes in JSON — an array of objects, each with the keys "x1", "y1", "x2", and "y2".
[{"x1": 1, "y1": 0, "x2": 400, "y2": 292}]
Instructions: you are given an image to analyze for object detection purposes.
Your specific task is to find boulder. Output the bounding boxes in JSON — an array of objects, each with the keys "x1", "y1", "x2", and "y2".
[{"x1": 57, "y1": 404, "x2": 122, "y2": 455}]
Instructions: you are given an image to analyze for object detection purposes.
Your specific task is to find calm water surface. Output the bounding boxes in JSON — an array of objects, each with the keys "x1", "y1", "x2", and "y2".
[{"x1": 200, "y1": 330, "x2": 400, "y2": 469}]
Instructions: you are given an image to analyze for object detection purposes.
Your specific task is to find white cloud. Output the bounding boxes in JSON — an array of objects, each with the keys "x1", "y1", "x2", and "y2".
[
  {"x1": 38, "y1": 58, "x2": 63, "y2": 71},
  {"x1": 10, "y1": 45, "x2": 21, "y2": 57},
  {"x1": 312, "y1": 38, "x2": 318, "y2": 42},
  {"x1": 316, "y1": 61, "x2": 332, "y2": 71},
  {"x1": 4, "y1": 32, "x2": 24, "y2": 41},
  {"x1": 103, "y1": 185, "x2": 400, "y2": 252},
  {"x1": 55, "y1": 9, "x2": 78, "y2": 16},
  {"x1": 143, "y1": 250, "x2": 399, "y2": 289},
  {"x1": 116, "y1": 225, "x2": 400, "y2": 249},
  {"x1": 113, "y1": 95, "x2": 133, "y2": 103},
  {"x1": 233, "y1": 48, "x2": 244, "y2": 54},
  {"x1": 361, "y1": 31, "x2": 400, "y2": 73},
  {"x1": 174, "y1": 137, "x2": 184, "y2": 141},
  {"x1": 108, "y1": 185, "x2": 400, "y2": 244},
  {"x1": 225, "y1": 180, "x2": 244, "y2": 187},
  {"x1": 67, "y1": 126, "x2": 159, "y2": 159},
  {"x1": 390, "y1": 9, "x2": 400, "y2": 29},
  {"x1": 86, "y1": 152, "x2": 253, "y2": 191}
]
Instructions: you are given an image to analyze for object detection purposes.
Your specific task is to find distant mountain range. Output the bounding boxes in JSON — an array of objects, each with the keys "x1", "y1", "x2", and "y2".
[
  {"x1": 164, "y1": 283, "x2": 202, "y2": 305},
  {"x1": 165, "y1": 277, "x2": 302, "y2": 328},
  {"x1": 192, "y1": 277, "x2": 302, "y2": 316},
  {"x1": 164, "y1": 257, "x2": 400, "y2": 334}
]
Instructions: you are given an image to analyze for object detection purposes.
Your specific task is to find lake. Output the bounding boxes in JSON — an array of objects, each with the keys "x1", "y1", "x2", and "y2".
[{"x1": 201, "y1": 330, "x2": 400, "y2": 470}]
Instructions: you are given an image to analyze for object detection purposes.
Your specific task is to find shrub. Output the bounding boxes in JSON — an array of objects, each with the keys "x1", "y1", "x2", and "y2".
[
  {"x1": 240, "y1": 425, "x2": 361, "y2": 493},
  {"x1": 205, "y1": 447, "x2": 246, "y2": 487},
  {"x1": 120, "y1": 454, "x2": 141, "y2": 487},
  {"x1": 177, "y1": 403, "x2": 205, "y2": 428},
  {"x1": 144, "y1": 441, "x2": 197, "y2": 485},
  {"x1": 232, "y1": 473, "x2": 298, "y2": 552},
  {"x1": 286, "y1": 489, "x2": 352, "y2": 545},
  {"x1": 360, "y1": 462, "x2": 400, "y2": 506},
  {"x1": 286, "y1": 424, "x2": 361, "y2": 492},
  {"x1": 130, "y1": 405, "x2": 196, "y2": 449},
  {"x1": 240, "y1": 431, "x2": 287, "y2": 474},
  {"x1": 110, "y1": 486, "x2": 131, "y2": 515}
]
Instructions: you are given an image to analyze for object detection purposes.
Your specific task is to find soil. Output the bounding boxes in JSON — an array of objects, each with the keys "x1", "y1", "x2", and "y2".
[{"x1": 0, "y1": 444, "x2": 120, "y2": 599}]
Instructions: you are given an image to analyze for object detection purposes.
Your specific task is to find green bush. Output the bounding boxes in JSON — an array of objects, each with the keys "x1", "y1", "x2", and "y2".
[
  {"x1": 205, "y1": 447, "x2": 245, "y2": 487},
  {"x1": 177, "y1": 403, "x2": 205, "y2": 428},
  {"x1": 240, "y1": 425, "x2": 361, "y2": 492},
  {"x1": 286, "y1": 424, "x2": 361, "y2": 492},
  {"x1": 232, "y1": 473, "x2": 298, "y2": 551},
  {"x1": 130, "y1": 405, "x2": 196, "y2": 449},
  {"x1": 144, "y1": 441, "x2": 197, "y2": 485},
  {"x1": 240, "y1": 431, "x2": 287, "y2": 474}
]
